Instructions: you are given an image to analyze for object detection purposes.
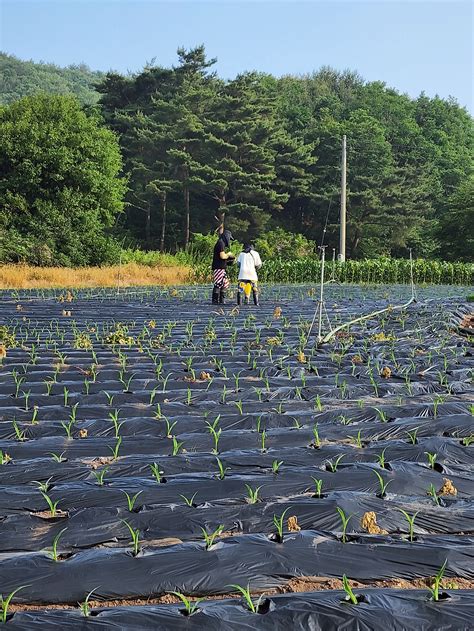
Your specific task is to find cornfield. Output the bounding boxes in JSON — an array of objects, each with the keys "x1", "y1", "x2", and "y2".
[{"x1": 193, "y1": 258, "x2": 473, "y2": 285}]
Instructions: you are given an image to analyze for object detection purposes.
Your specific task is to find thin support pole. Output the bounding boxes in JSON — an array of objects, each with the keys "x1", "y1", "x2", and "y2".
[
  {"x1": 317, "y1": 246, "x2": 326, "y2": 343},
  {"x1": 409, "y1": 249, "x2": 417, "y2": 302},
  {"x1": 339, "y1": 135, "x2": 347, "y2": 262},
  {"x1": 117, "y1": 251, "x2": 122, "y2": 296}
]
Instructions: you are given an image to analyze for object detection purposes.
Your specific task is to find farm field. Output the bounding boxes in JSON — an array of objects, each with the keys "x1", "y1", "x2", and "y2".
[{"x1": 0, "y1": 283, "x2": 473, "y2": 629}]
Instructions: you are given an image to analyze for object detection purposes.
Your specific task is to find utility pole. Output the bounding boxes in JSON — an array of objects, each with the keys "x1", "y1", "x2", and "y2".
[{"x1": 339, "y1": 134, "x2": 347, "y2": 262}]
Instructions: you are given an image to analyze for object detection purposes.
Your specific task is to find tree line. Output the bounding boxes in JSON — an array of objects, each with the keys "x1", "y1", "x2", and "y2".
[{"x1": 0, "y1": 47, "x2": 472, "y2": 265}]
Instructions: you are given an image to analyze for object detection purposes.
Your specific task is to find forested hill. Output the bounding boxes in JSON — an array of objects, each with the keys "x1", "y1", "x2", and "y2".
[{"x1": 0, "y1": 52, "x2": 103, "y2": 105}]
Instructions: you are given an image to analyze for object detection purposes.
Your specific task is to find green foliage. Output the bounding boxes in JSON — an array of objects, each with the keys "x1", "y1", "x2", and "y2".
[
  {"x1": 0, "y1": 53, "x2": 102, "y2": 106},
  {"x1": 0, "y1": 93, "x2": 125, "y2": 265}
]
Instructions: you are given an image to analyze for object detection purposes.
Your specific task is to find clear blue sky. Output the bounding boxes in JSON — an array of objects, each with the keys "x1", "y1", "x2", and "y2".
[{"x1": 1, "y1": 0, "x2": 472, "y2": 111}]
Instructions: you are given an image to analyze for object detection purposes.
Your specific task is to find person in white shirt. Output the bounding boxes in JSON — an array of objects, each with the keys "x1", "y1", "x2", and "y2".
[{"x1": 236, "y1": 244, "x2": 262, "y2": 305}]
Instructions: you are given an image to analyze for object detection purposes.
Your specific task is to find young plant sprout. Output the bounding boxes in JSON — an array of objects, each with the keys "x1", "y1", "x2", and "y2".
[
  {"x1": 326, "y1": 454, "x2": 344, "y2": 472},
  {"x1": 427, "y1": 483, "x2": 441, "y2": 506},
  {"x1": 169, "y1": 592, "x2": 203, "y2": 616},
  {"x1": 0, "y1": 451, "x2": 11, "y2": 465},
  {"x1": 425, "y1": 452, "x2": 438, "y2": 469},
  {"x1": 149, "y1": 462, "x2": 164, "y2": 483},
  {"x1": 93, "y1": 466, "x2": 109, "y2": 486},
  {"x1": 260, "y1": 430, "x2": 267, "y2": 452},
  {"x1": 375, "y1": 448, "x2": 388, "y2": 469},
  {"x1": 373, "y1": 470, "x2": 392, "y2": 497},
  {"x1": 60, "y1": 419, "x2": 74, "y2": 439},
  {"x1": 336, "y1": 507, "x2": 353, "y2": 543},
  {"x1": 245, "y1": 484, "x2": 262, "y2": 504},
  {"x1": 40, "y1": 491, "x2": 61, "y2": 517},
  {"x1": 164, "y1": 418, "x2": 177, "y2": 438},
  {"x1": 407, "y1": 428, "x2": 419, "y2": 444},
  {"x1": 172, "y1": 436, "x2": 183, "y2": 456},
  {"x1": 122, "y1": 490, "x2": 143, "y2": 512},
  {"x1": 49, "y1": 451, "x2": 67, "y2": 463},
  {"x1": 312, "y1": 424, "x2": 321, "y2": 448},
  {"x1": 428, "y1": 560, "x2": 448, "y2": 601},
  {"x1": 121, "y1": 520, "x2": 141, "y2": 556},
  {"x1": 228, "y1": 584, "x2": 264, "y2": 613},
  {"x1": 215, "y1": 457, "x2": 229, "y2": 480},
  {"x1": 311, "y1": 477, "x2": 323, "y2": 498},
  {"x1": 180, "y1": 492, "x2": 198, "y2": 507},
  {"x1": 79, "y1": 588, "x2": 98, "y2": 617},
  {"x1": 397, "y1": 508, "x2": 419, "y2": 542},
  {"x1": 48, "y1": 527, "x2": 67, "y2": 562},
  {"x1": 273, "y1": 507, "x2": 290, "y2": 543},
  {"x1": 201, "y1": 525, "x2": 224, "y2": 549},
  {"x1": 12, "y1": 420, "x2": 26, "y2": 442},
  {"x1": 1, "y1": 586, "x2": 28, "y2": 624},
  {"x1": 109, "y1": 436, "x2": 122, "y2": 460},
  {"x1": 272, "y1": 460, "x2": 283, "y2": 474},
  {"x1": 342, "y1": 574, "x2": 358, "y2": 604}
]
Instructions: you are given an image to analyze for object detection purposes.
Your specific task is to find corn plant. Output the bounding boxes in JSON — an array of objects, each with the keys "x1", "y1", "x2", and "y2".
[
  {"x1": 349, "y1": 429, "x2": 363, "y2": 448},
  {"x1": 260, "y1": 430, "x2": 267, "y2": 452},
  {"x1": 48, "y1": 527, "x2": 67, "y2": 562},
  {"x1": 375, "y1": 448, "x2": 388, "y2": 469},
  {"x1": 49, "y1": 451, "x2": 67, "y2": 464},
  {"x1": 122, "y1": 490, "x2": 142, "y2": 512},
  {"x1": 427, "y1": 483, "x2": 441, "y2": 506},
  {"x1": 169, "y1": 591, "x2": 203, "y2": 616},
  {"x1": 150, "y1": 462, "x2": 164, "y2": 483},
  {"x1": 273, "y1": 507, "x2": 290, "y2": 543},
  {"x1": 121, "y1": 520, "x2": 141, "y2": 556},
  {"x1": 461, "y1": 434, "x2": 474, "y2": 446},
  {"x1": 228, "y1": 583, "x2": 264, "y2": 614},
  {"x1": 373, "y1": 407, "x2": 388, "y2": 423},
  {"x1": 373, "y1": 470, "x2": 392, "y2": 497},
  {"x1": 12, "y1": 420, "x2": 26, "y2": 442},
  {"x1": 180, "y1": 492, "x2": 198, "y2": 507},
  {"x1": 172, "y1": 436, "x2": 183, "y2": 456},
  {"x1": 201, "y1": 525, "x2": 224, "y2": 549},
  {"x1": 245, "y1": 484, "x2": 262, "y2": 504},
  {"x1": 216, "y1": 457, "x2": 229, "y2": 480},
  {"x1": 93, "y1": 466, "x2": 109, "y2": 486},
  {"x1": 1, "y1": 586, "x2": 28, "y2": 623},
  {"x1": 163, "y1": 418, "x2": 177, "y2": 438},
  {"x1": 312, "y1": 424, "x2": 321, "y2": 448},
  {"x1": 326, "y1": 454, "x2": 344, "y2": 472},
  {"x1": 40, "y1": 491, "x2": 60, "y2": 516},
  {"x1": 342, "y1": 575, "x2": 358, "y2": 604},
  {"x1": 397, "y1": 508, "x2": 419, "y2": 542},
  {"x1": 109, "y1": 436, "x2": 122, "y2": 461},
  {"x1": 79, "y1": 588, "x2": 98, "y2": 617},
  {"x1": 272, "y1": 460, "x2": 283, "y2": 474},
  {"x1": 425, "y1": 452, "x2": 437, "y2": 469},
  {"x1": 428, "y1": 560, "x2": 448, "y2": 601},
  {"x1": 311, "y1": 477, "x2": 323, "y2": 498},
  {"x1": 0, "y1": 451, "x2": 11, "y2": 465},
  {"x1": 407, "y1": 428, "x2": 419, "y2": 444},
  {"x1": 60, "y1": 419, "x2": 74, "y2": 439},
  {"x1": 336, "y1": 507, "x2": 353, "y2": 543}
]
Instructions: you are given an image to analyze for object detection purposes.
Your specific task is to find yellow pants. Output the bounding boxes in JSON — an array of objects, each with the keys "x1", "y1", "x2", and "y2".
[{"x1": 238, "y1": 280, "x2": 257, "y2": 298}]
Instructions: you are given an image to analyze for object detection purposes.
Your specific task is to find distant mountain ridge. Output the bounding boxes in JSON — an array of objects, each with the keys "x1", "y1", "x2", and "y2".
[{"x1": 0, "y1": 52, "x2": 103, "y2": 105}]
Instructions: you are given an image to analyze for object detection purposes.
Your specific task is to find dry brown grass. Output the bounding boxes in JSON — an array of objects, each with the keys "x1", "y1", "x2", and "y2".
[{"x1": 0, "y1": 263, "x2": 192, "y2": 289}]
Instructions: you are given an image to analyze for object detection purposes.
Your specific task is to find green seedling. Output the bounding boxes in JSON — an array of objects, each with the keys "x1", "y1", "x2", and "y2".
[
  {"x1": 79, "y1": 588, "x2": 98, "y2": 617},
  {"x1": 326, "y1": 454, "x2": 344, "y2": 472},
  {"x1": 109, "y1": 436, "x2": 122, "y2": 460},
  {"x1": 12, "y1": 420, "x2": 26, "y2": 442},
  {"x1": 349, "y1": 430, "x2": 363, "y2": 448},
  {"x1": 216, "y1": 457, "x2": 229, "y2": 480},
  {"x1": 172, "y1": 436, "x2": 183, "y2": 456},
  {"x1": 0, "y1": 451, "x2": 11, "y2": 465},
  {"x1": 342, "y1": 574, "x2": 358, "y2": 604},
  {"x1": 201, "y1": 525, "x2": 224, "y2": 549},
  {"x1": 164, "y1": 418, "x2": 178, "y2": 438},
  {"x1": 376, "y1": 448, "x2": 388, "y2": 469},
  {"x1": 63, "y1": 387, "x2": 69, "y2": 407},
  {"x1": 49, "y1": 451, "x2": 66, "y2": 463},
  {"x1": 121, "y1": 519, "x2": 141, "y2": 556},
  {"x1": 311, "y1": 477, "x2": 323, "y2": 498},
  {"x1": 428, "y1": 559, "x2": 448, "y2": 601},
  {"x1": 373, "y1": 470, "x2": 392, "y2": 497},
  {"x1": 60, "y1": 420, "x2": 74, "y2": 439},
  {"x1": 336, "y1": 507, "x2": 353, "y2": 543},
  {"x1": 427, "y1": 483, "x2": 440, "y2": 506},
  {"x1": 93, "y1": 466, "x2": 109, "y2": 486},
  {"x1": 272, "y1": 460, "x2": 283, "y2": 474},
  {"x1": 461, "y1": 434, "x2": 474, "y2": 446},
  {"x1": 425, "y1": 452, "x2": 437, "y2": 469},
  {"x1": 180, "y1": 492, "x2": 198, "y2": 507},
  {"x1": 312, "y1": 424, "x2": 321, "y2": 448},
  {"x1": 40, "y1": 491, "x2": 60, "y2": 516},
  {"x1": 122, "y1": 490, "x2": 143, "y2": 512},
  {"x1": 374, "y1": 407, "x2": 388, "y2": 423},
  {"x1": 407, "y1": 428, "x2": 419, "y2": 445},
  {"x1": 48, "y1": 527, "x2": 67, "y2": 561},
  {"x1": 245, "y1": 484, "x2": 262, "y2": 504},
  {"x1": 397, "y1": 508, "x2": 419, "y2": 542},
  {"x1": 33, "y1": 477, "x2": 53, "y2": 493},
  {"x1": 169, "y1": 592, "x2": 203, "y2": 616},
  {"x1": 227, "y1": 583, "x2": 264, "y2": 614},
  {"x1": 154, "y1": 403, "x2": 163, "y2": 419},
  {"x1": 273, "y1": 507, "x2": 290, "y2": 543},
  {"x1": 150, "y1": 462, "x2": 164, "y2": 483},
  {"x1": 1, "y1": 586, "x2": 28, "y2": 623}
]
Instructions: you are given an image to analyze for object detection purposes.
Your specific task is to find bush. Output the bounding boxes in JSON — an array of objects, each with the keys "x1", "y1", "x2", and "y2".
[{"x1": 255, "y1": 229, "x2": 315, "y2": 260}]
